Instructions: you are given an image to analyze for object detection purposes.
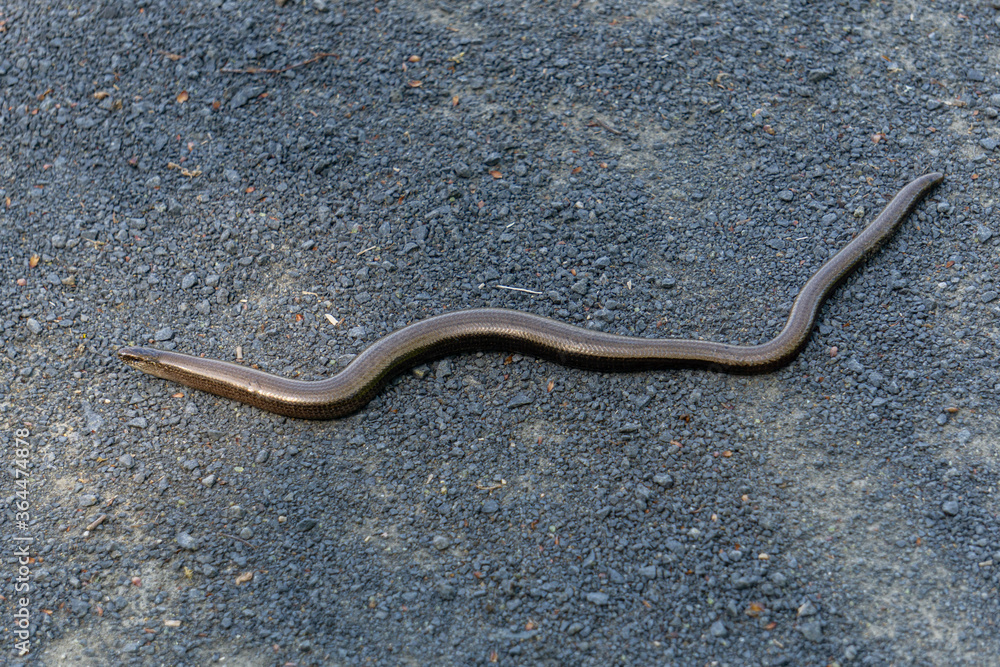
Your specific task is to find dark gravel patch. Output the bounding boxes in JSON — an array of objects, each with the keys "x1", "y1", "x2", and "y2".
[{"x1": 2, "y1": 0, "x2": 998, "y2": 665}]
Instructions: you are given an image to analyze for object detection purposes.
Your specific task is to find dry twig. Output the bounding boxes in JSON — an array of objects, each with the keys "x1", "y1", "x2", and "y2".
[{"x1": 221, "y1": 52, "x2": 339, "y2": 75}]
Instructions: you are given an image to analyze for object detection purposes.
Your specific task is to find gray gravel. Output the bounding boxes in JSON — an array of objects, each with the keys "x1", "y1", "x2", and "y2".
[{"x1": 2, "y1": 0, "x2": 999, "y2": 666}]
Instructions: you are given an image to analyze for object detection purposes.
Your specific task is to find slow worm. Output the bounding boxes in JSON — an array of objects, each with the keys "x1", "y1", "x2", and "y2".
[{"x1": 119, "y1": 172, "x2": 943, "y2": 419}]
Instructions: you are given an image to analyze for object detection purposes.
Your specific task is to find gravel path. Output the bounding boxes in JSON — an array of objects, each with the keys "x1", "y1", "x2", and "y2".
[{"x1": 2, "y1": 0, "x2": 998, "y2": 665}]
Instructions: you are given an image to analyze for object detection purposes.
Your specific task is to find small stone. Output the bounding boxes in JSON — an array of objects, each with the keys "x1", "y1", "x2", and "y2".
[
  {"x1": 976, "y1": 225, "x2": 994, "y2": 243},
  {"x1": 26, "y1": 318, "x2": 43, "y2": 334},
  {"x1": 653, "y1": 473, "x2": 674, "y2": 488},
  {"x1": 69, "y1": 598, "x2": 91, "y2": 615},
  {"x1": 432, "y1": 535, "x2": 451, "y2": 550},
  {"x1": 942, "y1": 500, "x2": 960, "y2": 516},
  {"x1": 118, "y1": 453, "x2": 135, "y2": 469},
  {"x1": 166, "y1": 197, "x2": 183, "y2": 216},
  {"x1": 201, "y1": 474, "x2": 216, "y2": 487},
  {"x1": 296, "y1": 519, "x2": 318, "y2": 532},
  {"x1": 665, "y1": 539, "x2": 685, "y2": 555},
  {"x1": 154, "y1": 326, "x2": 174, "y2": 341},
  {"x1": 807, "y1": 67, "x2": 833, "y2": 82},
  {"x1": 436, "y1": 582, "x2": 456, "y2": 600},
  {"x1": 79, "y1": 494, "x2": 99, "y2": 507},
  {"x1": 181, "y1": 272, "x2": 198, "y2": 289},
  {"x1": 798, "y1": 620, "x2": 823, "y2": 642},
  {"x1": 507, "y1": 393, "x2": 533, "y2": 409},
  {"x1": 980, "y1": 290, "x2": 997, "y2": 304},
  {"x1": 586, "y1": 592, "x2": 609, "y2": 605},
  {"x1": 777, "y1": 189, "x2": 794, "y2": 202},
  {"x1": 176, "y1": 532, "x2": 198, "y2": 550},
  {"x1": 230, "y1": 85, "x2": 265, "y2": 109},
  {"x1": 482, "y1": 499, "x2": 499, "y2": 514},
  {"x1": 798, "y1": 600, "x2": 818, "y2": 617},
  {"x1": 710, "y1": 620, "x2": 728, "y2": 637}
]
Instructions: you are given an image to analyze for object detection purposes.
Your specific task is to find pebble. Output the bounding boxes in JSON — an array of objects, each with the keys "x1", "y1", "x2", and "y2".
[
  {"x1": 798, "y1": 621, "x2": 823, "y2": 642},
  {"x1": 507, "y1": 393, "x2": 534, "y2": 408},
  {"x1": 230, "y1": 85, "x2": 265, "y2": 109},
  {"x1": 654, "y1": 473, "x2": 675, "y2": 488},
  {"x1": 176, "y1": 532, "x2": 198, "y2": 550},
  {"x1": 296, "y1": 519, "x2": 318, "y2": 532}
]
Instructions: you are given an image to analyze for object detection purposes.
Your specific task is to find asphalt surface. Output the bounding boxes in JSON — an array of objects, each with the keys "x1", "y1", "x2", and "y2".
[{"x1": 2, "y1": 0, "x2": 999, "y2": 665}]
